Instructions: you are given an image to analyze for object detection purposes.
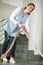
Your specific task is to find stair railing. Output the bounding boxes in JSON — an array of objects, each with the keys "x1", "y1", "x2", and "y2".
[{"x1": 0, "y1": 18, "x2": 8, "y2": 43}]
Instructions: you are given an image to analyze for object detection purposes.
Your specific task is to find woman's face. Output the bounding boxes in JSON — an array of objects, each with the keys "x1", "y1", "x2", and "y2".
[{"x1": 26, "y1": 5, "x2": 35, "y2": 14}]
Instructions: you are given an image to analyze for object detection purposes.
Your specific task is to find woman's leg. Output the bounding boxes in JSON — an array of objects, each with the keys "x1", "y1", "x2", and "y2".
[
  {"x1": 2, "y1": 30, "x2": 10, "y2": 54},
  {"x1": 9, "y1": 37, "x2": 17, "y2": 58}
]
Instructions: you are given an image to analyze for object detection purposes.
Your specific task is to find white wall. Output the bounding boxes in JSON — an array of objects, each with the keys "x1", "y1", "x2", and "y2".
[
  {"x1": 0, "y1": 2, "x2": 16, "y2": 18},
  {"x1": 23, "y1": 0, "x2": 43, "y2": 55},
  {"x1": 1, "y1": 0, "x2": 23, "y2": 7},
  {"x1": 23, "y1": 0, "x2": 30, "y2": 7},
  {"x1": 28, "y1": 0, "x2": 43, "y2": 55},
  {"x1": 0, "y1": 0, "x2": 1, "y2": 2}
]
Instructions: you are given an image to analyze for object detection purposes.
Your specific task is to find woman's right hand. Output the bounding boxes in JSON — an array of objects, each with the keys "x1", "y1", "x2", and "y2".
[
  {"x1": 17, "y1": 22, "x2": 22, "y2": 28},
  {"x1": 17, "y1": 22, "x2": 26, "y2": 32}
]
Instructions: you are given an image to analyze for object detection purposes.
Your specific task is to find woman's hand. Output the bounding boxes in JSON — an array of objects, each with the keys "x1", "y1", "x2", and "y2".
[
  {"x1": 17, "y1": 22, "x2": 27, "y2": 32},
  {"x1": 17, "y1": 22, "x2": 22, "y2": 28},
  {"x1": 17, "y1": 22, "x2": 31, "y2": 39}
]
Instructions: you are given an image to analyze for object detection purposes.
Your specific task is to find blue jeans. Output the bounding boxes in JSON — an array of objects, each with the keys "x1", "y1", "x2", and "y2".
[{"x1": 2, "y1": 30, "x2": 16, "y2": 57}]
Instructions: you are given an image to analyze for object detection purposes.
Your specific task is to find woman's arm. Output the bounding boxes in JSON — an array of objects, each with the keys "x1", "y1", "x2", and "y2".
[
  {"x1": 17, "y1": 22, "x2": 31, "y2": 39},
  {"x1": 9, "y1": 7, "x2": 21, "y2": 25}
]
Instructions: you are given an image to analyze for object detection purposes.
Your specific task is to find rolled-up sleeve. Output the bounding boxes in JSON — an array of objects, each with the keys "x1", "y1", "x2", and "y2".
[{"x1": 9, "y1": 7, "x2": 21, "y2": 25}]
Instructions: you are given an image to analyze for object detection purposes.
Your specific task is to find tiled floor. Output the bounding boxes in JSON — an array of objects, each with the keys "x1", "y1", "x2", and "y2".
[{"x1": 0, "y1": 59, "x2": 43, "y2": 65}]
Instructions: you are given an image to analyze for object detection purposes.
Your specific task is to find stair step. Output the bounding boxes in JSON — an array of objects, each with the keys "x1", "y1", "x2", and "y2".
[
  {"x1": 15, "y1": 50, "x2": 34, "y2": 54},
  {"x1": 15, "y1": 50, "x2": 34, "y2": 60},
  {"x1": 26, "y1": 55, "x2": 42, "y2": 61},
  {"x1": 16, "y1": 45, "x2": 28, "y2": 50},
  {"x1": 15, "y1": 54, "x2": 42, "y2": 61},
  {"x1": 16, "y1": 41, "x2": 28, "y2": 45}
]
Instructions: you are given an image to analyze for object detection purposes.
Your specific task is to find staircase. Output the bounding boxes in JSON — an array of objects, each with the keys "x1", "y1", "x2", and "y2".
[
  {"x1": 14, "y1": 34, "x2": 42, "y2": 61},
  {"x1": 0, "y1": 18, "x2": 43, "y2": 64}
]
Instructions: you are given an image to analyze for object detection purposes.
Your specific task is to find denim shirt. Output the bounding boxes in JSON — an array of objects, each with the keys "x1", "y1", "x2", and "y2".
[{"x1": 4, "y1": 8, "x2": 29, "y2": 37}]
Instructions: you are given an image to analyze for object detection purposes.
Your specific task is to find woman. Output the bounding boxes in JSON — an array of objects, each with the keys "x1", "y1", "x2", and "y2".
[{"x1": 1, "y1": 3, "x2": 35, "y2": 63}]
